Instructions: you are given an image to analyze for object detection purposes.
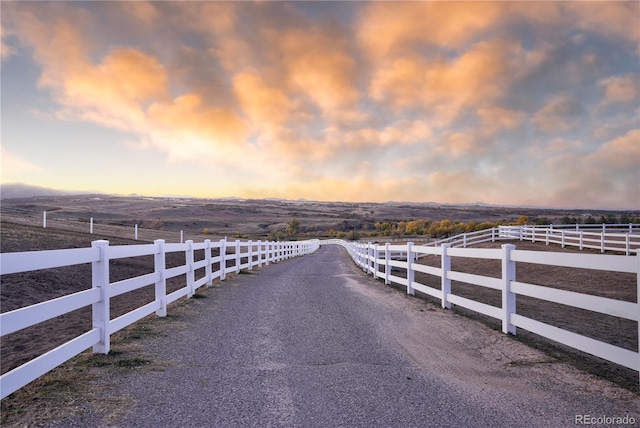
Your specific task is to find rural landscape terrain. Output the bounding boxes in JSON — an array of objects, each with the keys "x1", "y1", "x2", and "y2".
[
  {"x1": 1, "y1": 190, "x2": 639, "y2": 425},
  {"x1": 1, "y1": 187, "x2": 638, "y2": 244}
]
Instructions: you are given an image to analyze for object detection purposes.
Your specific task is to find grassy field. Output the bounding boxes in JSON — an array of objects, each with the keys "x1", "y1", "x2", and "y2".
[{"x1": 2, "y1": 194, "x2": 636, "y2": 241}]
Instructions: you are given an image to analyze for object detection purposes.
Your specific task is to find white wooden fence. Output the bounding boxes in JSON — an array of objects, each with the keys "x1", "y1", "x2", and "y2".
[
  {"x1": 323, "y1": 231, "x2": 640, "y2": 379},
  {"x1": 382, "y1": 224, "x2": 640, "y2": 256},
  {"x1": 0, "y1": 238, "x2": 320, "y2": 399},
  {"x1": 504, "y1": 224, "x2": 640, "y2": 255}
]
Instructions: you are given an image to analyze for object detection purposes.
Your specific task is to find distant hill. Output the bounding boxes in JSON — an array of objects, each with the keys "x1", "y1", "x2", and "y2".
[{"x1": 0, "y1": 183, "x2": 82, "y2": 199}]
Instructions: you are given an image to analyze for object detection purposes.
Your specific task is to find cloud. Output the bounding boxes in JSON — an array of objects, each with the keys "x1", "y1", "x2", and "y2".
[
  {"x1": 146, "y1": 94, "x2": 248, "y2": 161},
  {"x1": 569, "y1": 2, "x2": 640, "y2": 46},
  {"x1": 358, "y1": 2, "x2": 504, "y2": 58},
  {"x1": 233, "y1": 69, "x2": 295, "y2": 128},
  {"x1": 477, "y1": 107, "x2": 525, "y2": 135},
  {"x1": 599, "y1": 75, "x2": 639, "y2": 104},
  {"x1": 531, "y1": 97, "x2": 583, "y2": 133},
  {"x1": 2, "y1": 1, "x2": 638, "y2": 208},
  {"x1": 117, "y1": 1, "x2": 160, "y2": 28},
  {"x1": 273, "y1": 27, "x2": 361, "y2": 119},
  {"x1": 58, "y1": 48, "x2": 169, "y2": 132},
  {"x1": 369, "y1": 40, "x2": 523, "y2": 126},
  {"x1": 0, "y1": 24, "x2": 17, "y2": 59},
  {"x1": 1, "y1": 147, "x2": 43, "y2": 177},
  {"x1": 543, "y1": 129, "x2": 640, "y2": 209}
]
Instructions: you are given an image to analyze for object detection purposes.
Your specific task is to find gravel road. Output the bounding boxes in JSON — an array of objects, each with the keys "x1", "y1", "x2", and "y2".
[{"x1": 54, "y1": 245, "x2": 639, "y2": 427}]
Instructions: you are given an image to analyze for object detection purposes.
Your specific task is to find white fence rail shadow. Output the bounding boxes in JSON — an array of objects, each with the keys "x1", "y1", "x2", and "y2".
[
  {"x1": 323, "y1": 229, "x2": 640, "y2": 380},
  {"x1": 0, "y1": 238, "x2": 319, "y2": 399}
]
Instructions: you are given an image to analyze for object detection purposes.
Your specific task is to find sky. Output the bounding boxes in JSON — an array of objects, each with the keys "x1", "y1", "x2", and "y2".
[{"x1": 1, "y1": 1, "x2": 639, "y2": 209}]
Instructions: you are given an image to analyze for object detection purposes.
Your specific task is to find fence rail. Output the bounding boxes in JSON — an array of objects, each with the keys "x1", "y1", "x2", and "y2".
[
  {"x1": 323, "y1": 234, "x2": 640, "y2": 379},
  {"x1": 0, "y1": 212, "x2": 210, "y2": 243},
  {"x1": 0, "y1": 237, "x2": 320, "y2": 399},
  {"x1": 391, "y1": 224, "x2": 640, "y2": 256}
]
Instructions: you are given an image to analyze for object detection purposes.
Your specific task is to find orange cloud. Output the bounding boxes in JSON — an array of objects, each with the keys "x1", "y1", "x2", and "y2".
[
  {"x1": 369, "y1": 40, "x2": 520, "y2": 125},
  {"x1": 569, "y1": 2, "x2": 640, "y2": 46},
  {"x1": 146, "y1": 94, "x2": 248, "y2": 161},
  {"x1": 532, "y1": 97, "x2": 582, "y2": 133},
  {"x1": 477, "y1": 107, "x2": 525, "y2": 135},
  {"x1": 273, "y1": 27, "x2": 360, "y2": 116},
  {"x1": 358, "y1": 2, "x2": 504, "y2": 59},
  {"x1": 599, "y1": 75, "x2": 639, "y2": 104},
  {"x1": 233, "y1": 69, "x2": 295, "y2": 128},
  {"x1": 118, "y1": 1, "x2": 160, "y2": 28},
  {"x1": 587, "y1": 129, "x2": 640, "y2": 170},
  {"x1": 542, "y1": 129, "x2": 640, "y2": 209},
  {"x1": 51, "y1": 48, "x2": 169, "y2": 134}
]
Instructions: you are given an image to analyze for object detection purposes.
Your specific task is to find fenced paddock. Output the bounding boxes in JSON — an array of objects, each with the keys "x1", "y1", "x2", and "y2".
[
  {"x1": 323, "y1": 227, "x2": 640, "y2": 382},
  {"x1": 0, "y1": 237, "x2": 320, "y2": 399}
]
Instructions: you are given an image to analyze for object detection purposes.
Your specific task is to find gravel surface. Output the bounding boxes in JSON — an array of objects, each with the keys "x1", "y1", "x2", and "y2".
[{"x1": 42, "y1": 245, "x2": 639, "y2": 427}]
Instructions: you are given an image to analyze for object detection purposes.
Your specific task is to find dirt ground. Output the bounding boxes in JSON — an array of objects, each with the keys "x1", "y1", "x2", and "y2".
[{"x1": 0, "y1": 221, "x2": 637, "y2": 412}]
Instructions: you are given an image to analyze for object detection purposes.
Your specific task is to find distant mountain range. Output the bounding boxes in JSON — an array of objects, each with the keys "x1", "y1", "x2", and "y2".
[
  {"x1": 2, "y1": 183, "x2": 634, "y2": 212},
  {"x1": 0, "y1": 183, "x2": 92, "y2": 199}
]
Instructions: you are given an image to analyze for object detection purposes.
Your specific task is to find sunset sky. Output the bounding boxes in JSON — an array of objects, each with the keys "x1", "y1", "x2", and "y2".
[{"x1": 1, "y1": 1, "x2": 639, "y2": 209}]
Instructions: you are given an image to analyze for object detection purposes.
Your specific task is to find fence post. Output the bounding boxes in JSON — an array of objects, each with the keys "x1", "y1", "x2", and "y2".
[
  {"x1": 373, "y1": 244, "x2": 379, "y2": 279},
  {"x1": 154, "y1": 239, "x2": 167, "y2": 316},
  {"x1": 248, "y1": 240, "x2": 253, "y2": 270},
  {"x1": 407, "y1": 242, "x2": 415, "y2": 295},
  {"x1": 501, "y1": 244, "x2": 516, "y2": 335},
  {"x1": 601, "y1": 230, "x2": 606, "y2": 253},
  {"x1": 205, "y1": 239, "x2": 213, "y2": 287},
  {"x1": 546, "y1": 227, "x2": 550, "y2": 246},
  {"x1": 579, "y1": 231, "x2": 584, "y2": 251},
  {"x1": 186, "y1": 240, "x2": 195, "y2": 297},
  {"x1": 266, "y1": 241, "x2": 271, "y2": 265},
  {"x1": 361, "y1": 244, "x2": 366, "y2": 271},
  {"x1": 626, "y1": 234, "x2": 631, "y2": 256},
  {"x1": 235, "y1": 240, "x2": 241, "y2": 272},
  {"x1": 92, "y1": 240, "x2": 110, "y2": 354},
  {"x1": 90, "y1": 217, "x2": 94, "y2": 234},
  {"x1": 258, "y1": 240, "x2": 263, "y2": 267},
  {"x1": 385, "y1": 242, "x2": 390, "y2": 285},
  {"x1": 134, "y1": 224, "x2": 138, "y2": 240},
  {"x1": 220, "y1": 238, "x2": 227, "y2": 281},
  {"x1": 441, "y1": 244, "x2": 451, "y2": 309},
  {"x1": 43, "y1": 211, "x2": 47, "y2": 228}
]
